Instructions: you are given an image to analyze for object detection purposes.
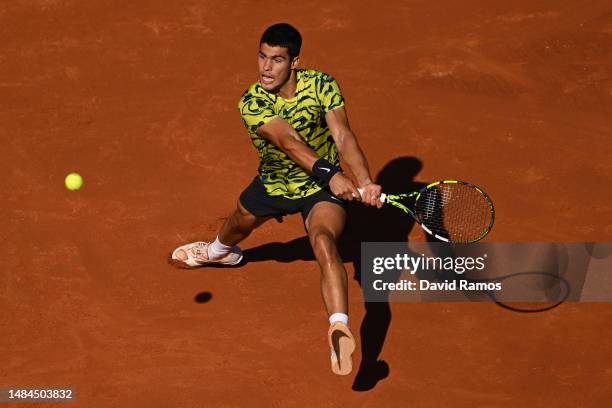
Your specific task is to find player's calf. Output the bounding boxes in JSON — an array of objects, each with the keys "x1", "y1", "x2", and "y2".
[{"x1": 218, "y1": 201, "x2": 270, "y2": 246}]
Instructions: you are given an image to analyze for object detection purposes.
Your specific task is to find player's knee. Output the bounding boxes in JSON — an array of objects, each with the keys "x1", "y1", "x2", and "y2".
[
  {"x1": 233, "y1": 201, "x2": 263, "y2": 231},
  {"x1": 227, "y1": 207, "x2": 249, "y2": 231},
  {"x1": 236, "y1": 200, "x2": 254, "y2": 218},
  {"x1": 310, "y1": 229, "x2": 337, "y2": 258}
]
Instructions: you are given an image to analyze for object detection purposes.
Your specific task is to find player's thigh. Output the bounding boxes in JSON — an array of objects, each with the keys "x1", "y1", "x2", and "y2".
[{"x1": 305, "y1": 201, "x2": 347, "y2": 240}]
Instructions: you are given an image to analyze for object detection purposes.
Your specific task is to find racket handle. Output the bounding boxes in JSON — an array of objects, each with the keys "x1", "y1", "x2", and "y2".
[{"x1": 357, "y1": 187, "x2": 387, "y2": 203}]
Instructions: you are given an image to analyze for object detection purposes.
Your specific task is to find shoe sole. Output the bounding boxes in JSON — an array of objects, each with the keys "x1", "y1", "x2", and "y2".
[
  {"x1": 329, "y1": 324, "x2": 356, "y2": 375},
  {"x1": 167, "y1": 252, "x2": 244, "y2": 269}
]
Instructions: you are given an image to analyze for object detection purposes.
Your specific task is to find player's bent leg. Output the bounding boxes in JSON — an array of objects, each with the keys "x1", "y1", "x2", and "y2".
[
  {"x1": 306, "y1": 201, "x2": 355, "y2": 375},
  {"x1": 171, "y1": 200, "x2": 270, "y2": 268},
  {"x1": 218, "y1": 200, "x2": 271, "y2": 246},
  {"x1": 306, "y1": 201, "x2": 348, "y2": 314}
]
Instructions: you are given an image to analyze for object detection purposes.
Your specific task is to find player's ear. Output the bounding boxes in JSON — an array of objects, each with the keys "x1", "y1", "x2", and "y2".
[{"x1": 290, "y1": 56, "x2": 300, "y2": 70}]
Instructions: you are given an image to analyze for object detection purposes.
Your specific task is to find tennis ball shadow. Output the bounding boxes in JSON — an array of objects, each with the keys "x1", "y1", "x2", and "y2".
[{"x1": 194, "y1": 292, "x2": 213, "y2": 303}]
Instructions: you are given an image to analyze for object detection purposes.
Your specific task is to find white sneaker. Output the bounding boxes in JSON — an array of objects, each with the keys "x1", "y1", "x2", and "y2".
[{"x1": 170, "y1": 241, "x2": 243, "y2": 268}]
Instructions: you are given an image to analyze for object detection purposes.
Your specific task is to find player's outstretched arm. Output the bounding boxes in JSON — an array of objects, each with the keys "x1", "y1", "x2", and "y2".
[
  {"x1": 256, "y1": 117, "x2": 360, "y2": 201},
  {"x1": 325, "y1": 106, "x2": 382, "y2": 208}
]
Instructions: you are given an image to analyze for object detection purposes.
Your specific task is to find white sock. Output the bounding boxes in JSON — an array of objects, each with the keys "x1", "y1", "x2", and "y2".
[
  {"x1": 207, "y1": 236, "x2": 232, "y2": 260},
  {"x1": 329, "y1": 312, "x2": 349, "y2": 326}
]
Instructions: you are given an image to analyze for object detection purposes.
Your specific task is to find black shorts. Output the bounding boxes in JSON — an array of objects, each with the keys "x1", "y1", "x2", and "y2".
[{"x1": 239, "y1": 176, "x2": 348, "y2": 224}]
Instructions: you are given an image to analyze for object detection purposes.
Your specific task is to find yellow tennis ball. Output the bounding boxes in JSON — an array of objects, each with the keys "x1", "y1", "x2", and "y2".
[{"x1": 65, "y1": 172, "x2": 83, "y2": 191}]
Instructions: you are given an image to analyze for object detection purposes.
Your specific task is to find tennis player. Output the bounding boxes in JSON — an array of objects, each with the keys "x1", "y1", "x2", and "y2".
[{"x1": 172, "y1": 23, "x2": 382, "y2": 375}]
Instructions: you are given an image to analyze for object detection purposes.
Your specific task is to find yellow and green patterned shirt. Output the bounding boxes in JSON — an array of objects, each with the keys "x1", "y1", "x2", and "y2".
[{"x1": 238, "y1": 69, "x2": 345, "y2": 199}]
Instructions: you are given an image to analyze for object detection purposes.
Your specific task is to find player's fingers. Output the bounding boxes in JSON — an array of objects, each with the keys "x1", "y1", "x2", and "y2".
[
  {"x1": 350, "y1": 185, "x2": 362, "y2": 201},
  {"x1": 365, "y1": 189, "x2": 378, "y2": 206},
  {"x1": 365, "y1": 189, "x2": 379, "y2": 207},
  {"x1": 368, "y1": 192, "x2": 377, "y2": 206},
  {"x1": 362, "y1": 192, "x2": 372, "y2": 206},
  {"x1": 359, "y1": 190, "x2": 368, "y2": 203}
]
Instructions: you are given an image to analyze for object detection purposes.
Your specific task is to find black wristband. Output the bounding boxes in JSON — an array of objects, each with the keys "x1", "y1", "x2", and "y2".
[{"x1": 311, "y1": 158, "x2": 341, "y2": 183}]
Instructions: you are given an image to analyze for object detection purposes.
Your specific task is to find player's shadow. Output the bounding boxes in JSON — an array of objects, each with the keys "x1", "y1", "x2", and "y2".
[
  {"x1": 242, "y1": 236, "x2": 313, "y2": 263},
  {"x1": 340, "y1": 157, "x2": 425, "y2": 391},
  {"x1": 243, "y1": 156, "x2": 425, "y2": 391}
]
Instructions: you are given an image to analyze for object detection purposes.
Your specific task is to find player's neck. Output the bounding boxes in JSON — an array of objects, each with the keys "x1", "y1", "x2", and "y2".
[{"x1": 277, "y1": 70, "x2": 298, "y2": 100}]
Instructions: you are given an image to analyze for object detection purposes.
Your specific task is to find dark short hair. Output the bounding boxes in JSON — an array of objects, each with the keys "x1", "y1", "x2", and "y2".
[{"x1": 260, "y1": 23, "x2": 302, "y2": 60}]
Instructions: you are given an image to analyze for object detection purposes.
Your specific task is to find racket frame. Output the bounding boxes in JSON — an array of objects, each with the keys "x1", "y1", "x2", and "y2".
[{"x1": 363, "y1": 180, "x2": 495, "y2": 243}]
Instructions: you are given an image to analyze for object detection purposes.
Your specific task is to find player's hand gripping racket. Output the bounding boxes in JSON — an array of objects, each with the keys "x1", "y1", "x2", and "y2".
[{"x1": 358, "y1": 180, "x2": 495, "y2": 243}]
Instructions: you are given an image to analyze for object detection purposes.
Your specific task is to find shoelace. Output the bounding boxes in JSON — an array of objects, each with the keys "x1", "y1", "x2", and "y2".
[{"x1": 190, "y1": 242, "x2": 209, "y2": 260}]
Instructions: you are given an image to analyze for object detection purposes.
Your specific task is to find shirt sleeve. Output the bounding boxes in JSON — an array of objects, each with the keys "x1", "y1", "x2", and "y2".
[
  {"x1": 238, "y1": 93, "x2": 278, "y2": 134},
  {"x1": 317, "y1": 73, "x2": 345, "y2": 113}
]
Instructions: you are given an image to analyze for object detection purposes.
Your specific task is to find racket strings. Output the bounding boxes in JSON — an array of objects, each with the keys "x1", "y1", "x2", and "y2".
[{"x1": 415, "y1": 184, "x2": 492, "y2": 242}]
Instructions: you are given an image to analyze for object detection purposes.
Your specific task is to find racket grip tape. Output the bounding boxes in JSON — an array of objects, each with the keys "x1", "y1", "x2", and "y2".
[{"x1": 357, "y1": 188, "x2": 387, "y2": 203}]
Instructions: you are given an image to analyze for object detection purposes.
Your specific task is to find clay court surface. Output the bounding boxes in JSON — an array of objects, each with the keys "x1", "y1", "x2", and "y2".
[{"x1": 2, "y1": 0, "x2": 612, "y2": 406}]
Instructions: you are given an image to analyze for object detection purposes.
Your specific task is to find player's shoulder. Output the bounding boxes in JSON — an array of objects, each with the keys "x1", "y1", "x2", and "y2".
[
  {"x1": 299, "y1": 69, "x2": 337, "y2": 85},
  {"x1": 299, "y1": 69, "x2": 343, "y2": 101}
]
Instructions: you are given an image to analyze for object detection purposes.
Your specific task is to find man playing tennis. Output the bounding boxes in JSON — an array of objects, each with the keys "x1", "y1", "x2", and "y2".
[{"x1": 172, "y1": 23, "x2": 382, "y2": 375}]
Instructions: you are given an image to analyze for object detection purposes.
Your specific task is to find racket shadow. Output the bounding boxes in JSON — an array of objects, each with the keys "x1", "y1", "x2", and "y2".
[
  {"x1": 489, "y1": 271, "x2": 571, "y2": 313},
  {"x1": 430, "y1": 243, "x2": 573, "y2": 313}
]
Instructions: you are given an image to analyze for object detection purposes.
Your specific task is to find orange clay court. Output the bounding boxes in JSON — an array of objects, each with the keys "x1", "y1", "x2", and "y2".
[{"x1": 1, "y1": 1, "x2": 612, "y2": 406}]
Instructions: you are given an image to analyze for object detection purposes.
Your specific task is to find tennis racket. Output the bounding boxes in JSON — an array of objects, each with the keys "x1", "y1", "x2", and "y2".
[{"x1": 358, "y1": 180, "x2": 495, "y2": 243}]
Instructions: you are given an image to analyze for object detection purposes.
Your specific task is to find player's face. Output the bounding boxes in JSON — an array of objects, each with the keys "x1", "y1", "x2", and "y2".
[{"x1": 258, "y1": 43, "x2": 298, "y2": 92}]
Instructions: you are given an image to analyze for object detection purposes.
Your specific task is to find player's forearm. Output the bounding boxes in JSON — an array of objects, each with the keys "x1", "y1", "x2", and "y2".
[
  {"x1": 336, "y1": 131, "x2": 373, "y2": 186},
  {"x1": 278, "y1": 137, "x2": 320, "y2": 172}
]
